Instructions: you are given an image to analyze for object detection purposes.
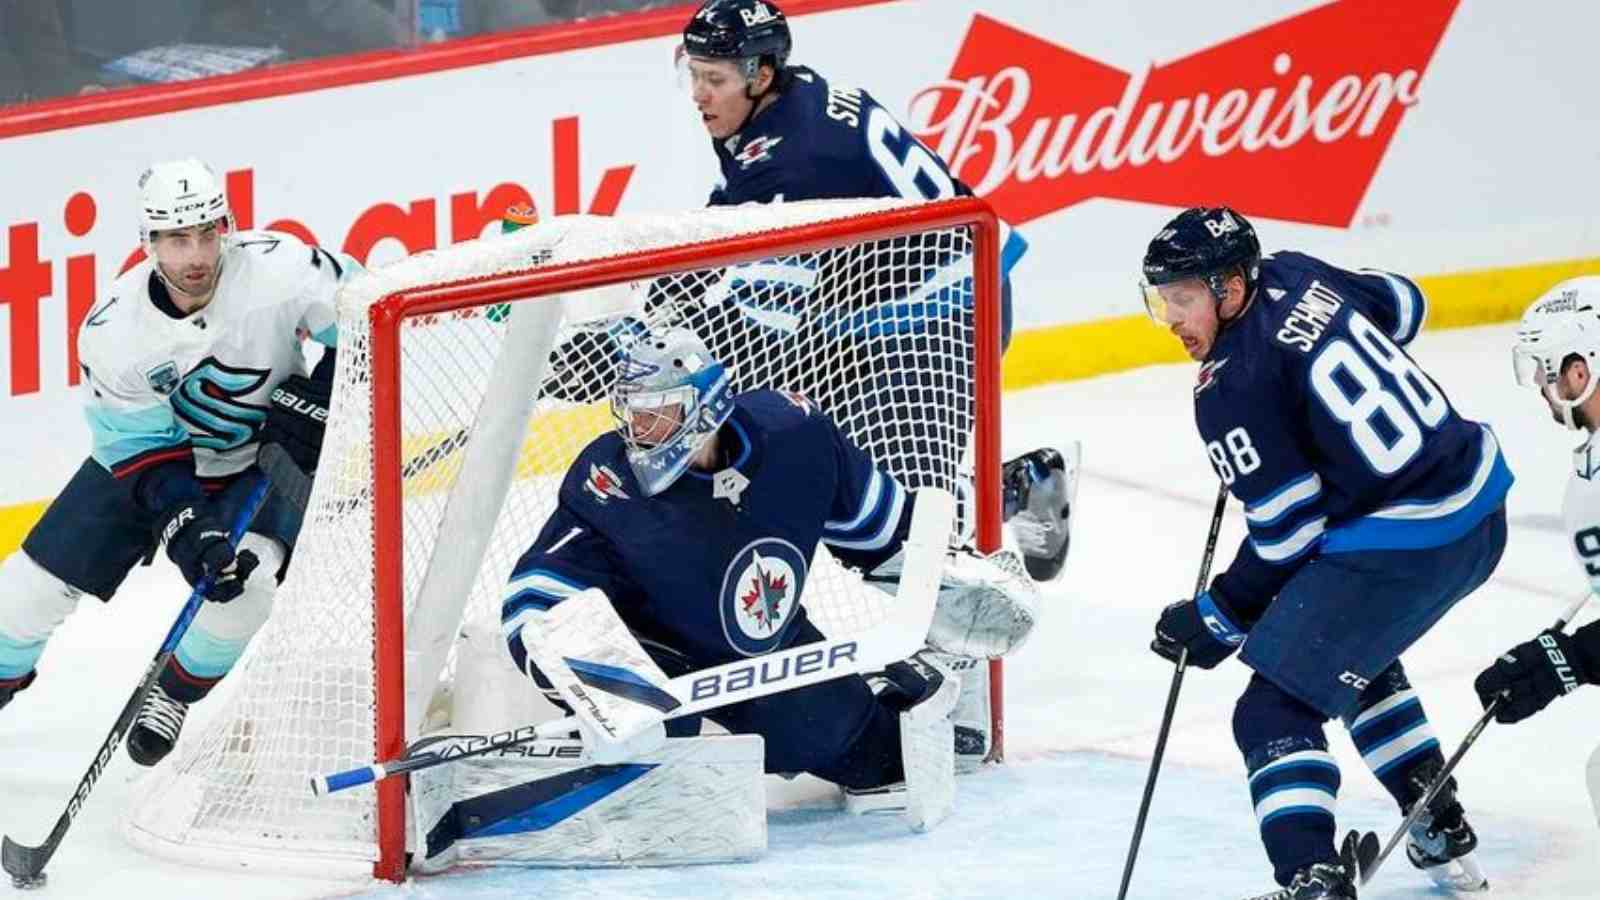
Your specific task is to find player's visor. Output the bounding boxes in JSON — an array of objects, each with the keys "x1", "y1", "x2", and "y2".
[
  {"x1": 1511, "y1": 345, "x2": 1552, "y2": 388},
  {"x1": 1141, "y1": 278, "x2": 1207, "y2": 326}
]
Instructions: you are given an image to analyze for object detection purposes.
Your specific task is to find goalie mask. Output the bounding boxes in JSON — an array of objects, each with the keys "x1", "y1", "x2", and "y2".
[
  {"x1": 611, "y1": 328, "x2": 735, "y2": 496},
  {"x1": 1513, "y1": 276, "x2": 1600, "y2": 430}
]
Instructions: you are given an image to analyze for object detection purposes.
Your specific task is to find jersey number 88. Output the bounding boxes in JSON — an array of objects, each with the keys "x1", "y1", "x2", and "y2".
[{"x1": 1310, "y1": 312, "x2": 1449, "y2": 475}]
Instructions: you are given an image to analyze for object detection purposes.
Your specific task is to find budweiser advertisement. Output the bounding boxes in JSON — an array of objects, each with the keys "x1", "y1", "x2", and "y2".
[{"x1": 2, "y1": 0, "x2": 1598, "y2": 506}]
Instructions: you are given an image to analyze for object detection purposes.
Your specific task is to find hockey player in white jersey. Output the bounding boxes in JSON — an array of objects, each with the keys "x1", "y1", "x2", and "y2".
[
  {"x1": 1477, "y1": 277, "x2": 1600, "y2": 815},
  {"x1": 0, "y1": 159, "x2": 359, "y2": 767}
]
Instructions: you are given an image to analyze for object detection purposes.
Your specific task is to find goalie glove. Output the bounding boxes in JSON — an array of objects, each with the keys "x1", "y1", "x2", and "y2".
[{"x1": 867, "y1": 547, "x2": 1039, "y2": 658}]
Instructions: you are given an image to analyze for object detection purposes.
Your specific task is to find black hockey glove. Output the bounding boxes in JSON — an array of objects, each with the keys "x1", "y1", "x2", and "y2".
[
  {"x1": 1151, "y1": 590, "x2": 1247, "y2": 670},
  {"x1": 263, "y1": 368, "x2": 333, "y2": 472},
  {"x1": 160, "y1": 503, "x2": 259, "y2": 603},
  {"x1": 1473, "y1": 629, "x2": 1591, "y2": 723}
]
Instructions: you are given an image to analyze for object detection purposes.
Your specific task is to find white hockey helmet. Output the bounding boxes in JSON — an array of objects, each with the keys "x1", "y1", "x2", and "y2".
[
  {"x1": 1512, "y1": 276, "x2": 1600, "y2": 430},
  {"x1": 137, "y1": 158, "x2": 233, "y2": 246}
]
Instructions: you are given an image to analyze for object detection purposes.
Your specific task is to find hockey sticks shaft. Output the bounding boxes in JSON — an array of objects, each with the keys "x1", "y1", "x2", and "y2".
[
  {"x1": 1356, "y1": 589, "x2": 1594, "y2": 887},
  {"x1": 312, "y1": 487, "x2": 957, "y2": 796},
  {"x1": 1116, "y1": 480, "x2": 1230, "y2": 900},
  {"x1": 1, "y1": 474, "x2": 271, "y2": 885},
  {"x1": 257, "y1": 430, "x2": 469, "y2": 516}
]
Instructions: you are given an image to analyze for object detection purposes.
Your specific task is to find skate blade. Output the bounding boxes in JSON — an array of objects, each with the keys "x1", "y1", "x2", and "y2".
[{"x1": 1424, "y1": 853, "x2": 1489, "y2": 892}]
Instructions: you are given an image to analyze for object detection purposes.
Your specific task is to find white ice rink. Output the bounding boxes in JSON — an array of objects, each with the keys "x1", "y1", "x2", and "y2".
[{"x1": 3, "y1": 322, "x2": 1597, "y2": 899}]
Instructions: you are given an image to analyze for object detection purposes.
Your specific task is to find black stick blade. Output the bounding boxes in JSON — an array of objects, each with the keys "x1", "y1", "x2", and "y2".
[{"x1": 3, "y1": 834, "x2": 50, "y2": 883}]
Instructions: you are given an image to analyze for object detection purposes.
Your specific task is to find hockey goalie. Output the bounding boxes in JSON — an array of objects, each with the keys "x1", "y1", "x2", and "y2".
[{"x1": 408, "y1": 328, "x2": 1039, "y2": 871}]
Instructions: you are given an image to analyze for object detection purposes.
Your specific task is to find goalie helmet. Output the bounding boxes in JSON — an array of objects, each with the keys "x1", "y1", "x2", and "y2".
[
  {"x1": 610, "y1": 328, "x2": 736, "y2": 496},
  {"x1": 682, "y1": 0, "x2": 792, "y2": 82},
  {"x1": 1140, "y1": 206, "x2": 1260, "y2": 324},
  {"x1": 137, "y1": 158, "x2": 233, "y2": 246},
  {"x1": 1513, "y1": 276, "x2": 1600, "y2": 430}
]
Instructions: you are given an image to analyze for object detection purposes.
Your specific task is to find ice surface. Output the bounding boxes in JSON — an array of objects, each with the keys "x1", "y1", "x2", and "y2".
[{"x1": 3, "y1": 323, "x2": 1596, "y2": 898}]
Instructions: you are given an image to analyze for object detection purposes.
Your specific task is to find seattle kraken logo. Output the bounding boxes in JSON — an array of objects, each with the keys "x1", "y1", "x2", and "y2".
[
  {"x1": 718, "y1": 538, "x2": 809, "y2": 657},
  {"x1": 173, "y1": 356, "x2": 272, "y2": 451}
]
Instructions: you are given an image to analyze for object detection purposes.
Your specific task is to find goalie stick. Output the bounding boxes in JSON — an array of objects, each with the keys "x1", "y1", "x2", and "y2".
[
  {"x1": 311, "y1": 487, "x2": 957, "y2": 796},
  {"x1": 2, "y1": 473, "x2": 272, "y2": 890},
  {"x1": 1345, "y1": 590, "x2": 1595, "y2": 890}
]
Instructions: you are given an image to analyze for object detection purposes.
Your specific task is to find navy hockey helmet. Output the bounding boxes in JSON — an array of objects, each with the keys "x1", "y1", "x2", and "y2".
[
  {"x1": 683, "y1": 0, "x2": 792, "y2": 82},
  {"x1": 1140, "y1": 207, "x2": 1261, "y2": 324},
  {"x1": 610, "y1": 328, "x2": 736, "y2": 496}
]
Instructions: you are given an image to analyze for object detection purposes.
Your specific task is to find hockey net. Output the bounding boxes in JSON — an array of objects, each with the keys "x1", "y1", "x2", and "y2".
[{"x1": 123, "y1": 196, "x2": 1004, "y2": 880}]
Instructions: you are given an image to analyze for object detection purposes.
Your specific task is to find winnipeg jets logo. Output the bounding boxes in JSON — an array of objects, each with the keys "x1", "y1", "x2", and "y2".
[
  {"x1": 584, "y1": 464, "x2": 630, "y2": 503},
  {"x1": 734, "y1": 135, "x2": 783, "y2": 169},
  {"x1": 719, "y1": 538, "x2": 808, "y2": 656},
  {"x1": 1194, "y1": 357, "x2": 1229, "y2": 396}
]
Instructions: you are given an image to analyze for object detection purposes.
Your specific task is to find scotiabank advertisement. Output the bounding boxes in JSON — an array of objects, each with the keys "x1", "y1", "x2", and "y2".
[{"x1": 1, "y1": 0, "x2": 1598, "y2": 516}]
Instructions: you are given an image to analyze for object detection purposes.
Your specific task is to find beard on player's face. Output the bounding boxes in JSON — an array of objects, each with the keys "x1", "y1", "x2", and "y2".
[{"x1": 153, "y1": 224, "x2": 223, "y2": 299}]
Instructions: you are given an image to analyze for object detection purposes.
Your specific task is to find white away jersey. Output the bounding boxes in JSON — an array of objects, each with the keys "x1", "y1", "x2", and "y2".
[
  {"x1": 77, "y1": 230, "x2": 359, "y2": 480},
  {"x1": 1565, "y1": 431, "x2": 1600, "y2": 594}
]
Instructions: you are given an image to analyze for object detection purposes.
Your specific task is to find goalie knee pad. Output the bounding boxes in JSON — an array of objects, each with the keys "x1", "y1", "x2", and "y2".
[{"x1": 0, "y1": 549, "x2": 85, "y2": 679}]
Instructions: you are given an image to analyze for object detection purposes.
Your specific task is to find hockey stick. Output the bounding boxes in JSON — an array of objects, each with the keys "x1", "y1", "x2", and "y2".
[
  {"x1": 311, "y1": 487, "x2": 957, "y2": 795},
  {"x1": 1350, "y1": 590, "x2": 1594, "y2": 888},
  {"x1": 257, "y1": 429, "x2": 470, "y2": 516},
  {"x1": 2, "y1": 473, "x2": 272, "y2": 889},
  {"x1": 1116, "y1": 480, "x2": 1230, "y2": 900}
]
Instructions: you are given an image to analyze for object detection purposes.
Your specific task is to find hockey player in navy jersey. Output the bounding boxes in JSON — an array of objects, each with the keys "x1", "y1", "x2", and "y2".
[
  {"x1": 1140, "y1": 208, "x2": 1511, "y2": 899},
  {"x1": 0, "y1": 160, "x2": 358, "y2": 767},
  {"x1": 500, "y1": 328, "x2": 1037, "y2": 823},
  {"x1": 530, "y1": 0, "x2": 1077, "y2": 597}
]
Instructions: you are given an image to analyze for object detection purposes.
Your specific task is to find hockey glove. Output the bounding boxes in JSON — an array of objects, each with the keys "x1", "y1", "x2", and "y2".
[
  {"x1": 160, "y1": 503, "x2": 260, "y2": 603},
  {"x1": 262, "y1": 354, "x2": 335, "y2": 473},
  {"x1": 1473, "y1": 629, "x2": 1591, "y2": 723},
  {"x1": 1151, "y1": 590, "x2": 1247, "y2": 670}
]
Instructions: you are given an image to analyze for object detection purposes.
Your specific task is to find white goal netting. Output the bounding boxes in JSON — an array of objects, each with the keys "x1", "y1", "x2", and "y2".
[{"x1": 123, "y1": 197, "x2": 1001, "y2": 878}]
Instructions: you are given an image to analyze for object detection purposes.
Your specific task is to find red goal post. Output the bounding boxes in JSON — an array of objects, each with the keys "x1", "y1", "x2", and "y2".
[{"x1": 125, "y1": 196, "x2": 1006, "y2": 883}]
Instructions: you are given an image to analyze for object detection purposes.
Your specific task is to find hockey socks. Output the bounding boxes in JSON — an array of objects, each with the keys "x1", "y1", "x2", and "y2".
[{"x1": 1342, "y1": 663, "x2": 1443, "y2": 811}]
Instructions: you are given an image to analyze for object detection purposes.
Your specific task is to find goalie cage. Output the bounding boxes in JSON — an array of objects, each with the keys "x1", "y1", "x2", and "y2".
[{"x1": 121, "y1": 196, "x2": 1007, "y2": 881}]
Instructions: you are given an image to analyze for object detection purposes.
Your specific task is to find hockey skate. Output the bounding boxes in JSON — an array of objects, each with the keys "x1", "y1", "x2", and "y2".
[
  {"x1": 128, "y1": 684, "x2": 189, "y2": 767},
  {"x1": 1403, "y1": 763, "x2": 1488, "y2": 892},
  {"x1": 1001, "y1": 443, "x2": 1080, "y2": 582},
  {"x1": 1242, "y1": 834, "x2": 1362, "y2": 900},
  {"x1": 845, "y1": 652, "x2": 960, "y2": 829},
  {"x1": 0, "y1": 671, "x2": 35, "y2": 712}
]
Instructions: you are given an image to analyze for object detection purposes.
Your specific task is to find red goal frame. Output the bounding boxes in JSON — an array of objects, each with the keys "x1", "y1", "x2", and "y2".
[{"x1": 365, "y1": 197, "x2": 1005, "y2": 881}]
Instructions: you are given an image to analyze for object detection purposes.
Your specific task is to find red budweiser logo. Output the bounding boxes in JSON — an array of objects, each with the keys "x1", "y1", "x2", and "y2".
[{"x1": 910, "y1": 0, "x2": 1459, "y2": 227}]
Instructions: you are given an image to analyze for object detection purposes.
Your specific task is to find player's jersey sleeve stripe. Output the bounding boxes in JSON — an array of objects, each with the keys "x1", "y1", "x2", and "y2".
[
  {"x1": 823, "y1": 474, "x2": 907, "y2": 550},
  {"x1": 1322, "y1": 426, "x2": 1513, "y2": 553},
  {"x1": 500, "y1": 569, "x2": 588, "y2": 640},
  {"x1": 84, "y1": 403, "x2": 192, "y2": 477},
  {"x1": 825, "y1": 469, "x2": 886, "y2": 532},
  {"x1": 1250, "y1": 516, "x2": 1326, "y2": 563},
  {"x1": 1361, "y1": 268, "x2": 1428, "y2": 345},
  {"x1": 1244, "y1": 473, "x2": 1324, "y2": 527}
]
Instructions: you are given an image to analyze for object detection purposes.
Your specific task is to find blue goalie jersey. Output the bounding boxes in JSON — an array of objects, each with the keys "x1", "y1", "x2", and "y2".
[
  {"x1": 1197, "y1": 252, "x2": 1513, "y2": 614},
  {"x1": 502, "y1": 390, "x2": 913, "y2": 670}
]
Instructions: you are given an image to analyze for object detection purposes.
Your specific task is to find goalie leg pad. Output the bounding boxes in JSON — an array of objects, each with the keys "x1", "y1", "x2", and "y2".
[
  {"x1": 924, "y1": 651, "x2": 991, "y2": 773},
  {"x1": 410, "y1": 734, "x2": 766, "y2": 872}
]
